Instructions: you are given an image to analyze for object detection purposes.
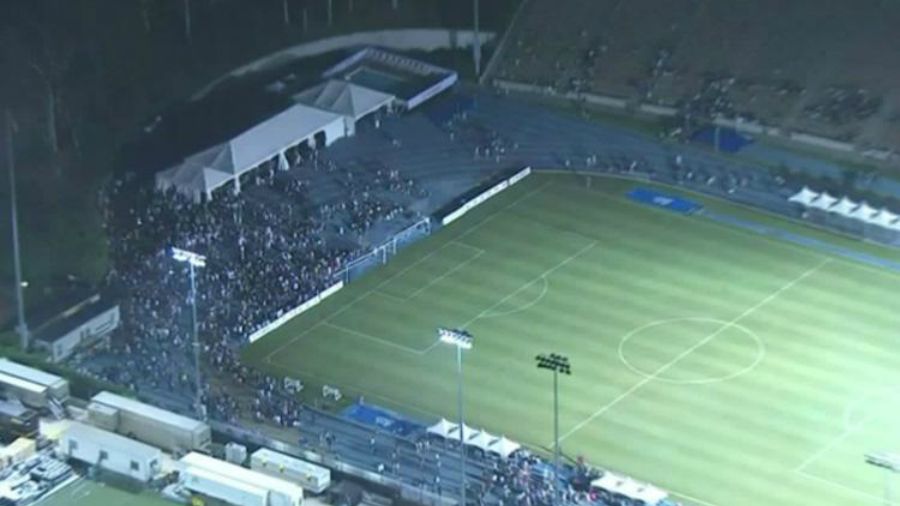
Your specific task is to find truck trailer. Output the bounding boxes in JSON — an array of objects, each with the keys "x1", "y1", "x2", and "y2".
[
  {"x1": 251, "y1": 448, "x2": 331, "y2": 494},
  {"x1": 90, "y1": 391, "x2": 211, "y2": 453},
  {"x1": 61, "y1": 421, "x2": 162, "y2": 483},
  {"x1": 180, "y1": 452, "x2": 303, "y2": 506}
]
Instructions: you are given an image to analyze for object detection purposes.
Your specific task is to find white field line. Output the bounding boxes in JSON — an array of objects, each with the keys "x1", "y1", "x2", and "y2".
[
  {"x1": 796, "y1": 469, "x2": 892, "y2": 505},
  {"x1": 560, "y1": 257, "x2": 833, "y2": 442},
  {"x1": 481, "y1": 276, "x2": 549, "y2": 319},
  {"x1": 371, "y1": 240, "x2": 466, "y2": 299},
  {"x1": 371, "y1": 290, "x2": 408, "y2": 303},
  {"x1": 264, "y1": 183, "x2": 552, "y2": 363},
  {"x1": 449, "y1": 240, "x2": 487, "y2": 255},
  {"x1": 792, "y1": 428, "x2": 855, "y2": 474},
  {"x1": 405, "y1": 248, "x2": 485, "y2": 299},
  {"x1": 793, "y1": 385, "x2": 900, "y2": 473},
  {"x1": 667, "y1": 490, "x2": 721, "y2": 506},
  {"x1": 455, "y1": 180, "x2": 552, "y2": 241},
  {"x1": 462, "y1": 241, "x2": 597, "y2": 328},
  {"x1": 323, "y1": 322, "x2": 436, "y2": 355}
]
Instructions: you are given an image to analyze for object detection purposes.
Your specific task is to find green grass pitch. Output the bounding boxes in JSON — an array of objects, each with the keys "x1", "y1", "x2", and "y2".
[
  {"x1": 36, "y1": 479, "x2": 177, "y2": 506},
  {"x1": 244, "y1": 173, "x2": 900, "y2": 506}
]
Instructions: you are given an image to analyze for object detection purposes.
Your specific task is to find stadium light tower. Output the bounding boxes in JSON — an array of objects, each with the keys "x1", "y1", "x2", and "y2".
[
  {"x1": 865, "y1": 452, "x2": 900, "y2": 506},
  {"x1": 536, "y1": 353, "x2": 572, "y2": 505},
  {"x1": 439, "y1": 327, "x2": 473, "y2": 506},
  {"x1": 4, "y1": 111, "x2": 29, "y2": 351},
  {"x1": 473, "y1": 0, "x2": 481, "y2": 77},
  {"x1": 170, "y1": 247, "x2": 207, "y2": 421}
]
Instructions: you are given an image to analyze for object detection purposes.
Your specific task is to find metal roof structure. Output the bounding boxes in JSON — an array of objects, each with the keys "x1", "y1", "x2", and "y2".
[
  {"x1": 91, "y1": 391, "x2": 205, "y2": 433},
  {"x1": 181, "y1": 452, "x2": 304, "y2": 501},
  {"x1": 0, "y1": 359, "x2": 66, "y2": 391}
]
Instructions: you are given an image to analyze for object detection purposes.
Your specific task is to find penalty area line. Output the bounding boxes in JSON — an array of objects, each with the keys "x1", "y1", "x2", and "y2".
[{"x1": 462, "y1": 240, "x2": 597, "y2": 328}]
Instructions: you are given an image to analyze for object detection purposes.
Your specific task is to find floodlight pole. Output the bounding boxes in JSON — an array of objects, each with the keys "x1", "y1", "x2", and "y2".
[
  {"x1": 473, "y1": 0, "x2": 481, "y2": 77},
  {"x1": 171, "y1": 247, "x2": 207, "y2": 421},
  {"x1": 439, "y1": 328, "x2": 473, "y2": 506},
  {"x1": 5, "y1": 111, "x2": 28, "y2": 351},
  {"x1": 188, "y1": 261, "x2": 202, "y2": 420},
  {"x1": 456, "y1": 342, "x2": 465, "y2": 506},
  {"x1": 537, "y1": 353, "x2": 572, "y2": 506},
  {"x1": 553, "y1": 365, "x2": 559, "y2": 496}
]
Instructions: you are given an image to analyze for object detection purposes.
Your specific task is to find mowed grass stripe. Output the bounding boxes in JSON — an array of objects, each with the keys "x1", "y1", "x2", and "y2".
[{"x1": 246, "y1": 174, "x2": 899, "y2": 506}]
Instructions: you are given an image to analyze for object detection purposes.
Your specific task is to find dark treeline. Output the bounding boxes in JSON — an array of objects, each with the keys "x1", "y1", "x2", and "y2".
[{"x1": 0, "y1": 0, "x2": 515, "y2": 314}]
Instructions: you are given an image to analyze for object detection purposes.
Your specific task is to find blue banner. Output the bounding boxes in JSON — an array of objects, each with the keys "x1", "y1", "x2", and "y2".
[
  {"x1": 627, "y1": 188, "x2": 703, "y2": 215},
  {"x1": 342, "y1": 403, "x2": 424, "y2": 437}
]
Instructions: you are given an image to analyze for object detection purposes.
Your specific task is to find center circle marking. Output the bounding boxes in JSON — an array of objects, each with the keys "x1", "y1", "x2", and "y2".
[{"x1": 617, "y1": 317, "x2": 766, "y2": 385}]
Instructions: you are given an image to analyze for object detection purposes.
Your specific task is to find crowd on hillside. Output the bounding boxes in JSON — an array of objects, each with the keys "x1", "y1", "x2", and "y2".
[{"x1": 73, "y1": 150, "x2": 424, "y2": 424}]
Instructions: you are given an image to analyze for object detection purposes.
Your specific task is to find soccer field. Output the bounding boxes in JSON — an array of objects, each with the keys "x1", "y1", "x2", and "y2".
[{"x1": 244, "y1": 173, "x2": 900, "y2": 506}]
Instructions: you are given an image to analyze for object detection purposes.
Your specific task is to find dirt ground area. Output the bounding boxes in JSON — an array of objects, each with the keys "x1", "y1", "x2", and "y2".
[{"x1": 497, "y1": 0, "x2": 900, "y2": 150}]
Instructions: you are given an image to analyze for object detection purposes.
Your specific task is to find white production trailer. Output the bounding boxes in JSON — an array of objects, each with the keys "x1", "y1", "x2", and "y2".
[
  {"x1": 61, "y1": 421, "x2": 162, "y2": 483},
  {"x1": 183, "y1": 465, "x2": 269, "y2": 506},
  {"x1": 90, "y1": 391, "x2": 211, "y2": 453},
  {"x1": 251, "y1": 448, "x2": 331, "y2": 494},
  {"x1": 0, "y1": 358, "x2": 69, "y2": 401},
  {"x1": 0, "y1": 372, "x2": 48, "y2": 408},
  {"x1": 180, "y1": 452, "x2": 303, "y2": 506},
  {"x1": 0, "y1": 358, "x2": 69, "y2": 404}
]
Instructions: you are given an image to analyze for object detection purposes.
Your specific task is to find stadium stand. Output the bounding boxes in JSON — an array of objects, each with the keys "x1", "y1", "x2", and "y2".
[
  {"x1": 71, "y1": 51, "x2": 900, "y2": 506},
  {"x1": 491, "y1": 0, "x2": 900, "y2": 159}
]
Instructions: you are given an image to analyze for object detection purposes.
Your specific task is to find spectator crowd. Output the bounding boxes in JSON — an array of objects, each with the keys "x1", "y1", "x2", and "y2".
[{"x1": 74, "y1": 145, "x2": 426, "y2": 428}]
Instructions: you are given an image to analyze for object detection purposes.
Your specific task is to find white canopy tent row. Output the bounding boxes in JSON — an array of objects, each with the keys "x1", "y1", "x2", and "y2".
[
  {"x1": 591, "y1": 472, "x2": 669, "y2": 506},
  {"x1": 830, "y1": 196, "x2": 859, "y2": 216},
  {"x1": 156, "y1": 103, "x2": 345, "y2": 202},
  {"x1": 788, "y1": 187, "x2": 900, "y2": 230},
  {"x1": 807, "y1": 191, "x2": 838, "y2": 211},
  {"x1": 294, "y1": 79, "x2": 396, "y2": 137},
  {"x1": 787, "y1": 186, "x2": 819, "y2": 206},
  {"x1": 426, "y1": 418, "x2": 522, "y2": 458}
]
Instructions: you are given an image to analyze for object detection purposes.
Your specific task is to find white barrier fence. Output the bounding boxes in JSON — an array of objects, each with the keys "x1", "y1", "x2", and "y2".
[
  {"x1": 247, "y1": 282, "x2": 344, "y2": 343},
  {"x1": 442, "y1": 166, "x2": 532, "y2": 226}
]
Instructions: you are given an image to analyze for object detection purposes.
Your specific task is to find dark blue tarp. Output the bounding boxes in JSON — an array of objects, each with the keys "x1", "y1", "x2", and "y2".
[
  {"x1": 342, "y1": 402, "x2": 425, "y2": 437},
  {"x1": 691, "y1": 127, "x2": 753, "y2": 153},
  {"x1": 627, "y1": 188, "x2": 703, "y2": 215}
]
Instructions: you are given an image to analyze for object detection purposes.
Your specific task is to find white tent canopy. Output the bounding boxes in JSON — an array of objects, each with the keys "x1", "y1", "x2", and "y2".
[
  {"x1": 591, "y1": 472, "x2": 668, "y2": 506},
  {"x1": 156, "y1": 103, "x2": 344, "y2": 202},
  {"x1": 427, "y1": 418, "x2": 457, "y2": 439},
  {"x1": 487, "y1": 436, "x2": 521, "y2": 458},
  {"x1": 872, "y1": 209, "x2": 900, "y2": 228},
  {"x1": 848, "y1": 201, "x2": 878, "y2": 223},
  {"x1": 428, "y1": 420, "x2": 521, "y2": 458},
  {"x1": 467, "y1": 430, "x2": 496, "y2": 452},
  {"x1": 807, "y1": 191, "x2": 838, "y2": 210},
  {"x1": 460, "y1": 424, "x2": 480, "y2": 442},
  {"x1": 830, "y1": 197, "x2": 859, "y2": 216},
  {"x1": 788, "y1": 187, "x2": 819, "y2": 205},
  {"x1": 295, "y1": 80, "x2": 395, "y2": 121}
]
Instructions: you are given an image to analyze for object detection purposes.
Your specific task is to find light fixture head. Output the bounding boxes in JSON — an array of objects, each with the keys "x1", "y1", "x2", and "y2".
[
  {"x1": 170, "y1": 247, "x2": 207, "y2": 268},
  {"x1": 438, "y1": 327, "x2": 473, "y2": 349},
  {"x1": 536, "y1": 353, "x2": 572, "y2": 374}
]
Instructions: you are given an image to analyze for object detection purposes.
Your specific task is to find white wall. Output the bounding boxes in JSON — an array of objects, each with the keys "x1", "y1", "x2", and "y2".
[
  {"x1": 45, "y1": 305, "x2": 120, "y2": 362},
  {"x1": 62, "y1": 429, "x2": 160, "y2": 482},
  {"x1": 194, "y1": 29, "x2": 496, "y2": 101}
]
